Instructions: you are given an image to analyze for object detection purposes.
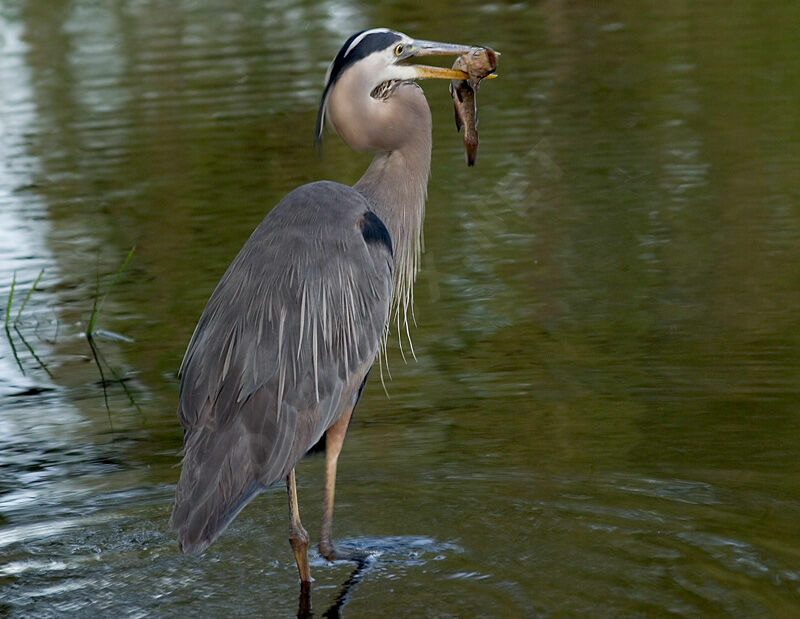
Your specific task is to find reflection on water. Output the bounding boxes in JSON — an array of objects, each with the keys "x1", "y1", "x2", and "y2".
[{"x1": 2, "y1": 0, "x2": 800, "y2": 616}]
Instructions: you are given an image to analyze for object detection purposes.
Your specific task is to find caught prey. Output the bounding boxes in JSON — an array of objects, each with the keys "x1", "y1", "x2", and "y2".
[{"x1": 449, "y1": 46, "x2": 499, "y2": 165}]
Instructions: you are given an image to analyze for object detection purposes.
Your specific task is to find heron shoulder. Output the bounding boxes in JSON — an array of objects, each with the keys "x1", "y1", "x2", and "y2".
[
  {"x1": 271, "y1": 180, "x2": 371, "y2": 221},
  {"x1": 264, "y1": 180, "x2": 393, "y2": 259},
  {"x1": 357, "y1": 211, "x2": 392, "y2": 257}
]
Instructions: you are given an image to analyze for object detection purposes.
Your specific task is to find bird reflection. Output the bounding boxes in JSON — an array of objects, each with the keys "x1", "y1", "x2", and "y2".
[
  {"x1": 297, "y1": 581, "x2": 312, "y2": 618},
  {"x1": 297, "y1": 556, "x2": 375, "y2": 618}
]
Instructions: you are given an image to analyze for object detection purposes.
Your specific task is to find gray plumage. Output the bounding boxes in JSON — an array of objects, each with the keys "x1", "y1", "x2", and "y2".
[
  {"x1": 169, "y1": 28, "x2": 475, "y2": 580},
  {"x1": 171, "y1": 182, "x2": 391, "y2": 553}
]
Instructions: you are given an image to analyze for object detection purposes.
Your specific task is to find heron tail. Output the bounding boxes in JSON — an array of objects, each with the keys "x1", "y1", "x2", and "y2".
[{"x1": 169, "y1": 427, "x2": 264, "y2": 555}]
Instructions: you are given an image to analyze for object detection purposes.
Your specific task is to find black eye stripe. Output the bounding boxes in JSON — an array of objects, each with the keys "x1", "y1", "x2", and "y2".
[
  {"x1": 315, "y1": 29, "x2": 403, "y2": 142},
  {"x1": 327, "y1": 31, "x2": 402, "y2": 89}
]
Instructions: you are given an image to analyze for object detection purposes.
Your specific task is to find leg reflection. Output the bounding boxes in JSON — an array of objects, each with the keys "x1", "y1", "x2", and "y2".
[
  {"x1": 297, "y1": 580, "x2": 312, "y2": 619},
  {"x1": 322, "y1": 556, "x2": 374, "y2": 618}
]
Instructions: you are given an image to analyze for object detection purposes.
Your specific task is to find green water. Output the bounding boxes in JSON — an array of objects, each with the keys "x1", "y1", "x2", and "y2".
[{"x1": 2, "y1": 1, "x2": 799, "y2": 616}]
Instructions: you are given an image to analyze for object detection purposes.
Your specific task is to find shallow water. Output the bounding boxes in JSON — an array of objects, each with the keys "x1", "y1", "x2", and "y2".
[{"x1": 2, "y1": 1, "x2": 800, "y2": 616}]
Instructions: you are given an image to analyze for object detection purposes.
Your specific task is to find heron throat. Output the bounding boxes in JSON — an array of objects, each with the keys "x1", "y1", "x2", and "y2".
[{"x1": 354, "y1": 144, "x2": 430, "y2": 358}]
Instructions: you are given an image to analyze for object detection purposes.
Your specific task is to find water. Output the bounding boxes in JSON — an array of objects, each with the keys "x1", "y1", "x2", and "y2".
[{"x1": 2, "y1": 1, "x2": 800, "y2": 616}]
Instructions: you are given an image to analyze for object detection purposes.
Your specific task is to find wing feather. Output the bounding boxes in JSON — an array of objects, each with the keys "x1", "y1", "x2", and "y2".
[{"x1": 171, "y1": 181, "x2": 392, "y2": 554}]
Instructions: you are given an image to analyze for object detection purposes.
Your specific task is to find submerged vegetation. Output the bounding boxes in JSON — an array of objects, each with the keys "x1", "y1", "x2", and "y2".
[
  {"x1": 87, "y1": 246, "x2": 135, "y2": 338},
  {"x1": 4, "y1": 268, "x2": 51, "y2": 378},
  {"x1": 86, "y1": 247, "x2": 142, "y2": 421},
  {"x1": 3, "y1": 249, "x2": 140, "y2": 420}
]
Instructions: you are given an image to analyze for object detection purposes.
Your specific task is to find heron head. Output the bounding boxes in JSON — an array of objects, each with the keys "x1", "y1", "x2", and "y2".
[{"x1": 315, "y1": 29, "x2": 474, "y2": 145}]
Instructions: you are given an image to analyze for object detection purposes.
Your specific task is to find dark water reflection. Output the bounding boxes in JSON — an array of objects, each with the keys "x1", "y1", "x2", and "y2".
[{"x1": 2, "y1": 0, "x2": 800, "y2": 616}]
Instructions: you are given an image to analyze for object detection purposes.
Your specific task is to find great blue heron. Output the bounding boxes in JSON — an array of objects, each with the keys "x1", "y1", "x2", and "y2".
[{"x1": 170, "y1": 29, "x2": 476, "y2": 586}]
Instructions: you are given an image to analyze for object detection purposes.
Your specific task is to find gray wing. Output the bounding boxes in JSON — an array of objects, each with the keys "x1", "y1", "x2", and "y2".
[{"x1": 170, "y1": 181, "x2": 392, "y2": 554}]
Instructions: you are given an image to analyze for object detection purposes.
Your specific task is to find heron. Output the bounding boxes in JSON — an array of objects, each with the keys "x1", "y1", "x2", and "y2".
[{"x1": 170, "y1": 29, "x2": 478, "y2": 586}]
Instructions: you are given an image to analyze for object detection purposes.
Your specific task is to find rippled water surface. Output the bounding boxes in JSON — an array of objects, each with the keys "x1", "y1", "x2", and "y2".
[{"x1": 2, "y1": 1, "x2": 800, "y2": 616}]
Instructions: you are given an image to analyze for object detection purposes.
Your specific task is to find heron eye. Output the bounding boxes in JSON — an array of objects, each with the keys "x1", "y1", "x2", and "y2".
[{"x1": 394, "y1": 44, "x2": 404, "y2": 57}]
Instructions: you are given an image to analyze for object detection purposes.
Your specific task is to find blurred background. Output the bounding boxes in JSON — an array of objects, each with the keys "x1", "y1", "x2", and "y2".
[{"x1": 1, "y1": 0, "x2": 799, "y2": 616}]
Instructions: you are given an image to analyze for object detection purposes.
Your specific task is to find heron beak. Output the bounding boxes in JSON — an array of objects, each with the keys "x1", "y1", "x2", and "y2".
[
  {"x1": 412, "y1": 65, "x2": 469, "y2": 80},
  {"x1": 406, "y1": 39, "x2": 474, "y2": 80},
  {"x1": 413, "y1": 40, "x2": 474, "y2": 56}
]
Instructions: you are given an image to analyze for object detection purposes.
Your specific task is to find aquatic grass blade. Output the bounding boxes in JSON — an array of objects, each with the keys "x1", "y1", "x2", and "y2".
[
  {"x1": 13, "y1": 325, "x2": 53, "y2": 378},
  {"x1": 14, "y1": 267, "x2": 44, "y2": 325},
  {"x1": 89, "y1": 331, "x2": 143, "y2": 419},
  {"x1": 87, "y1": 333, "x2": 114, "y2": 431},
  {"x1": 4, "y1": 325, "x2": 25, "y2": 376},
  {"x1": 87, "y1": 246, "x2": 135, "y2": 336},
  {"x1": 5, "y1": 271, "x2": 16, "y2": 327}
]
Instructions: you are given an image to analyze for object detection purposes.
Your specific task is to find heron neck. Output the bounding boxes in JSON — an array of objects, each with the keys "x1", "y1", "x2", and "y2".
[{"x1": 355, "y1": 140, "x2": 430, "y2": 341}]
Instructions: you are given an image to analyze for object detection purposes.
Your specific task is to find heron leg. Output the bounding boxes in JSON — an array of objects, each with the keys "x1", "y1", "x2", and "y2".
[
  {"x1": 319, "y1": 407, "x2": 357, "y2": 562},
  {"x1": 287, "y1": 468, "x2": 311, "y2": 584}
]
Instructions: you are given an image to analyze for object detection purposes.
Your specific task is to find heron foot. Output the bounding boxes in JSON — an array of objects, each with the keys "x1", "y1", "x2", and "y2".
[{"x1": 319, "y1": 539, "x2": 369, "y2": 563}]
